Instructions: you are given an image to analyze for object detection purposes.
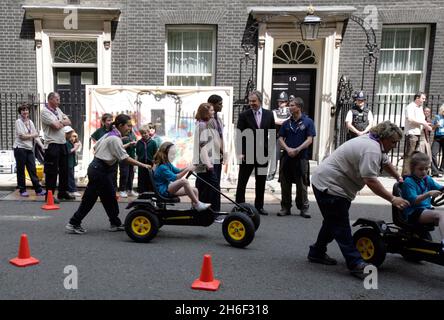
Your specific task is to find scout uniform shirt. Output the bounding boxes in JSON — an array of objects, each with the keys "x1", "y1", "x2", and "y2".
[{"x1": 41, "y1": 106, "x2": 67, "y2": 148}]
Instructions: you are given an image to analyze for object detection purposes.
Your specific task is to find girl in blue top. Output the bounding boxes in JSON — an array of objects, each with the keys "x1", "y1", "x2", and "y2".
[
  {"x1": 153, "y1": 141, "x2": 211, "y2": 212},
  {"x1": 402, "y1": 151, "x2": 444, "y2": 250}
]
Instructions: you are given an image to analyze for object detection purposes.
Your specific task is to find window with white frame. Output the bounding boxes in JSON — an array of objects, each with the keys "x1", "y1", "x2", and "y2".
[
  {"x1": 377, "y1": 26, "x2": 429, "y2": 97},
  {"x1": 166, "y1": 26, "x2": 216, "y2": 86}
]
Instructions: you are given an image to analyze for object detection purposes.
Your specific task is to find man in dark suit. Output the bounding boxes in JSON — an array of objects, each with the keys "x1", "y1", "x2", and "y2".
[{"x1": 235, "y1": 90, "x2": 276, "y2": 215}]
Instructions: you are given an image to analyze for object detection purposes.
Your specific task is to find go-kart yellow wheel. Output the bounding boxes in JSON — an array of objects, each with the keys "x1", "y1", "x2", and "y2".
[
  {"x1": 125, "y1": 209, "x2": 159, "y2": 243},
  {"x1": 222, "y1": 212, "x2": 255, "y2": 248},
  {"x1": 231, "y1": 203, "x2": 260, "y2": 231},
  {"x1": 353, "y1": 228, "x2": 386, "y2": 267}
]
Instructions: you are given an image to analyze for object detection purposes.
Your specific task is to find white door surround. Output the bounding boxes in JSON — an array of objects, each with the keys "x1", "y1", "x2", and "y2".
[
  {"x1": 23, "y1": 6, "x2": 120, "y2": 102},
  {"x1": 249, "y1": 6, "x2": 356, "y2": 161}
]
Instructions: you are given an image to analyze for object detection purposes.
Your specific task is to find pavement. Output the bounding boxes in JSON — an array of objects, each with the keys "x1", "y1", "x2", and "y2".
[{"x1": 2, "y1": 161, "x2": 443, "y2": 202}]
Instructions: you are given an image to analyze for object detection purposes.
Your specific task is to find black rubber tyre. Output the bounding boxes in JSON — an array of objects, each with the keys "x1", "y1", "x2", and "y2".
[
  {"x1": 222, "y1": 212, "x2": 255, "y2": 248},
  {"x1": 353, "y1": 228, "x2": 386, "y2": 267},
  {"x1": 231, "y1": 203, "x2": 260, "y2": 231},
  {"x1": 125, "y1": 209, "x2": 159, "y2": 243}
]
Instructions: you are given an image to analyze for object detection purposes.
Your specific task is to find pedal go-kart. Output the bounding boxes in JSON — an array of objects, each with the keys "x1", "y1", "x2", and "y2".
[
  {"x1": 124, "y1": 170, "x2": 260, "y2": 248},
  {"x1": 352, "y1": 182, "x2": 444, "y2": 267}
]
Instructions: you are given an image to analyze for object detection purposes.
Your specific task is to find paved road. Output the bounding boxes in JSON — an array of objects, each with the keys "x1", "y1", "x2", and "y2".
[{"x1": 0, "y1": 195, "x2": 443, "y2": 300}]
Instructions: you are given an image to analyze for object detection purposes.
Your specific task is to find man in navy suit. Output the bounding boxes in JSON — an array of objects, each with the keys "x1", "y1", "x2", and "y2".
[{"x1": 235, "y1": 90, "x2": 276, "y2": 215}]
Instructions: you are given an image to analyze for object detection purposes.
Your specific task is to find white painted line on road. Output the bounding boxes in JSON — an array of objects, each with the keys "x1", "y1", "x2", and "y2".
[{"x1": 0, "y1": 215, "x2": 51, "y2": 221}]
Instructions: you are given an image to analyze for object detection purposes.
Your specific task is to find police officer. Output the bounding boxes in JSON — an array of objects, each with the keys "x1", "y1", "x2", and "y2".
[
  {"x1": 65, "y1": 114, "x2": 150, "y2": 234},
  {"x1": 345, "y1": 91, "x2": 373, "y2": 140},
  {"x1": 268, "y1": 91, "x2": 291, "y2": 180}
]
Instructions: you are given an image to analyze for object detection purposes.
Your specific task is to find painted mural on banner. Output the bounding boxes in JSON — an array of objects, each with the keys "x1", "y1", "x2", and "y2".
[{"x1": 81, "y1": 86, "x2": 234, "y2": 178}]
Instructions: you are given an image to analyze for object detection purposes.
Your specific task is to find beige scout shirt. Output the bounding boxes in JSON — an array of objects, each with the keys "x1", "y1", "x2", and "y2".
[
  {"x1": 41, "y1": 106, "x2": 67, "y2": 147},
  {"x1": 312, "y1": 134, "x2": 389, "y2": 201},
  {"x1": 13, "y1": 118, "x2": 38, "y2": 150},
  {"x1": 94, "y1": 134, "x2": 129, "y2": 166}
]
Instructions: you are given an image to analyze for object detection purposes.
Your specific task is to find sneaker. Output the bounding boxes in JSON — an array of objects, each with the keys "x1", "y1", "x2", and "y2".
[
  {"x1": 69, "y1": 192, "x2": 81, "y2": 197},
  {"x1": 308, "y1": 253, "x2": 337, "y2": 265},
  {"x1": 119, "y1": 191, "x2": 128, "y2": 198},
  {"x1": 193, "y1": 202, "x2": 211, "y2": 212},
  {"x1": 128, "y1": 190, "x2": 139, "y2": 197},
  {"x1": 349, "y1": 262, "x2": 372, "y2": 279},
  {"x1": 65, "y1": 223, "x2": 87, "y2": 234},
  {"x1": 20, "y1": 191, "x2": 29, "y2": 197},
  {"x1": 36, "y1": 189, "x2": 46, "y2": 196},
  {"x1": 214, "y1": 215, "x2": 225, "y2": 223},
  {"x1": 109, "y1": 224, "x2": 125, "y2": 232}
]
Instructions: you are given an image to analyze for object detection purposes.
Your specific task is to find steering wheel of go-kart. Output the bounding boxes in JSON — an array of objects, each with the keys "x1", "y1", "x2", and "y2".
[{"x1": 431, "y1": 192, "x2": 444, "y2": 207}]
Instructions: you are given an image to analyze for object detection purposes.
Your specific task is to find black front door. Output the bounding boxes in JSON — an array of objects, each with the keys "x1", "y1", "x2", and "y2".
[
  {"x1": 271, "y1": 68, "x2": 316, "y2": 120},
  {"x1": 54, "y1": 68, "x2": 97, "y2": 145}
]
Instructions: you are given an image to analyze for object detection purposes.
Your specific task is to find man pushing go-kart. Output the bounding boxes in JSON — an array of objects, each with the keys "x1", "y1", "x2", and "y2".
[{"x1": 308, "y1": 121, "x2": 410, "y2": 278}]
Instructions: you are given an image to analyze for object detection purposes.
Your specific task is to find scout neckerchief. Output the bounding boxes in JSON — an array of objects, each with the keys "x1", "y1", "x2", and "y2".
[
  {"x1": 106, "y1": 127, "x2": 122, "y2": 138},
  {"x1": 46, "y1": 104, "x2": 59, "y2": 117}
]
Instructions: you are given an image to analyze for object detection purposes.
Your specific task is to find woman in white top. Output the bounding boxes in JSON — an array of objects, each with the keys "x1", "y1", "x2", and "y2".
[{"x1": 13, "y1": 103, "x2": 46, "y2": 197}]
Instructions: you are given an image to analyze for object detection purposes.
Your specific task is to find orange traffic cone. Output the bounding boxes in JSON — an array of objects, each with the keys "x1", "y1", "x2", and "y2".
[
  {"x1": 9, "y1": 234, "x2": 40, "y2": 267},
  {"x1": 41, "y1": 190, "x2": 59, "y2": 210},
  {"x1": 191, "y1": 254, "x2": 220, "y2": 291}
]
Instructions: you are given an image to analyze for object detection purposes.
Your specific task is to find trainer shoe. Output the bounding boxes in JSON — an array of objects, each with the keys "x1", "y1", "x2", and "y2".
[
  {"x1": 193, "y1": 201, "x2": 211, "y2": 212},
  {"x1": 65, "y1": 223, "x2": 87, "y2": 234},
  {"x1": 214, "y1": 215, "x2": 225, "y2": 223},
  {"x1": 69, "y1": 191, "x2": 82, "y2": 197},
  {"x1": 109, "y1": 224, "x2": 125, "y2": 232},
  {"x1": 119, "y1": 191, "x2": 128, "y2": 198},
  {"x1": 128, "y1": 190, "x2": 139, "y2": 197},
  {"x1": 20, "y1": 191, "x2": 29, "y2": 197}
]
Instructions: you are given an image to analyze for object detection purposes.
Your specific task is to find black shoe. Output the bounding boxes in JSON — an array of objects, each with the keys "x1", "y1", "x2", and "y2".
[
  {"x1": 349, "y1": 262, "x2": 372, "y2": 279},
  {"x1": 257, "y1": 208, "x2": 268, "y2": 216},
  {"x1": 277, "y1": 209, "x2": 291, "y2": 216},
  {"x1": 307, "y1": 253, "x2": 337, "y2": 265},
  {"x1": 58, "y1": 193, "x2": 76, "y2": 201},
  {"x1": 300, "y1": 209, "x2": 311, "y2": 219}
]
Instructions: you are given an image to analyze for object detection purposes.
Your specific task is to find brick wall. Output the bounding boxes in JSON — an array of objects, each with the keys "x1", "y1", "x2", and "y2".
[{"x1": 1, "y1": 0, "x2": 444, "y2": 104}]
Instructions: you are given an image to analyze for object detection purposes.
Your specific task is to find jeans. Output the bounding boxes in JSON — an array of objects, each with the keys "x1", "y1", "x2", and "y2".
[
  {"x1": 309, "y1": 186, "x2": 363, "y2": 270},
  {"x1": 14, "y1": 147, "x2": 43, "y2": 193}
]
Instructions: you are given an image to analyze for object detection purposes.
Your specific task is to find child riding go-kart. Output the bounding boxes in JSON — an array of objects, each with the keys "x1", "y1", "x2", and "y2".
[
  {"x1": 124, "y1": 169, "x2": 260, "y2": 248},
  {"x1": 352, "y1": 182, "x2": 444, "y2": 267}
]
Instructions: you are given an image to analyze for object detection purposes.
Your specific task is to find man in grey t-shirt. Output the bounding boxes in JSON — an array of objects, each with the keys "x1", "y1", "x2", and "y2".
[
  {"x1": 41, "y1": 92, "x2": 75, "y2": 201},
  {"x1": 308, "y1": 121, "x2": 409, "y2": 278}
]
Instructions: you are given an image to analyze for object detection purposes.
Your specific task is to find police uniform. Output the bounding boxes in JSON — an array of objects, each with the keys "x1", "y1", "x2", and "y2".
[
  {"x1": 345, "y1": 92, "x2": 373, "y2": 140},
  {"x1": 69, "y1": 129, "x2": 129, "y2": 228},
  {"x1": 268, "y1": 92, "x2": 291, "y2": 180}
]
